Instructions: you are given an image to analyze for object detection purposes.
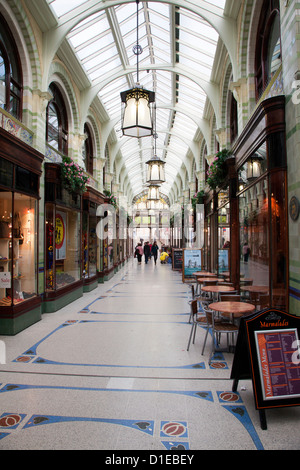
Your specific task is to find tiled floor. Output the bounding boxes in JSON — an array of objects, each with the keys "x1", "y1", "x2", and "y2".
[{"x1": 0, "y1": 258, "x2": 299, "y2": 450}]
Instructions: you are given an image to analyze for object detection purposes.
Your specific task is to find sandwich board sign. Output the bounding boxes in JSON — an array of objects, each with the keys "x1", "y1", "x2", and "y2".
[
  {"x1": 231, "y1": 308, "x2": 300, "y2": 430},
  {"x1": 182, "y1": 249, "x2": 202, "y2": 282}
]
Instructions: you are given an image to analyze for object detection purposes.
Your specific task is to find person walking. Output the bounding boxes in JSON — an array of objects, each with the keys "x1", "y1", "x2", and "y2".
[
  {"x1": 144, "y1": 241, "x2": 151, "y2": 264},
  {"x1": 135, "y1": 243, "x2": 143, "y2": 264},
  {"x1": 243, "y1": 242, "x2": 250, "y2": 263},
  {"x1": 151, "y1": 241, "x2": 159, "y2": 265}
]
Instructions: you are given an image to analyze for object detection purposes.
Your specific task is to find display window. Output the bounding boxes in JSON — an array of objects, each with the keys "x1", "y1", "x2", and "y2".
[
  {"x1": 0, "y1": 191, "x2": 37, "y2": 306},
  {"x1": 45, "y1": 204, "x2": 80, "y2": 290},
  {"x1": 82, "y1": 205, "x2": 97, "y2": 279},
  {"x1": 218, "y1": 202, "x2": 230, "y2": 275},
  {"x1": 239, "y1": 177, "x2": 270, "y2": 297}
]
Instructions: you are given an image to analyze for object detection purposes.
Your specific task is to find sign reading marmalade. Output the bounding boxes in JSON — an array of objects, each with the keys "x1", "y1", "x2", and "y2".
[{"x1": 254, "y1": 311, "x2": 300, "y2": 401}]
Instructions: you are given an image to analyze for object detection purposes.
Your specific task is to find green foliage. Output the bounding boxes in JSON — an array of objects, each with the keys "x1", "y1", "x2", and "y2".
[
  {"x1": 206, "y1": 149, "x2": 231, "y2": 190},
  {"x1": 60, "y1": 156, "x2": 89, "y2": 194}
]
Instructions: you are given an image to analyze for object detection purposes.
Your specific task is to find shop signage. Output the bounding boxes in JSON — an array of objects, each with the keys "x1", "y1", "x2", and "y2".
[
  {"x1": 231, "y1": 309, "x2": 300, "y2": 430},
  {"x1": 172, "y1": 249, "x2": 183, "y2": 271}
]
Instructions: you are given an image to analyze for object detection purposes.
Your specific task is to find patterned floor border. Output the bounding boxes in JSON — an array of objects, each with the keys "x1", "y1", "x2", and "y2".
[
  {"x1": 13, "y1": 319, "x2": 230, "y2": 371},
  {"x1": 0, "y1": 383, "x2": 264, "y2": 449}
]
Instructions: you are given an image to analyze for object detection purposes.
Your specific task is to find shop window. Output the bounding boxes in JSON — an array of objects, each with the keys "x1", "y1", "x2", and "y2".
[
  {"x1": 239, "y1": 177, "x2": 270, "y2": 304},
  {"x1": 255, "y1": 0, "x2": 281, "y2": 99},
  {"x1": 0, "y1": 13, "x2": 23, "y2": 120},
  {"x1": 83, "y1": 124, "x2": 94, "y2": 175},
  {"x1": 0, "y1": 191, "x2": 37, "y2": 306},
  {"x1": 238, "y1": 143, "x2": 267, "y2": 188},
  {"x1": 82, "y1": 201, "x2": 97, "y2": 280},
  {"x1": 45, "y1": 204, "x2": 81, "y2": 291},
  {"x1": 0, "y1": 158, "x2": 13, "y2": 188},
  {"x1": 46, "y1": 83, "x2": 68, "y2": 155}
]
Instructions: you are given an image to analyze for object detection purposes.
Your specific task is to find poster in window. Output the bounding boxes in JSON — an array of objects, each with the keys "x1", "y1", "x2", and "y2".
[
  {"x1": 183, "y1": 249, "x2": 202, "y2": 280},
  {"x1": 55, "y1": 211, "x2": 66, "y2": 260},
  {"x1": 218, "y1": 249, "x2": 229, "y2": 273}
]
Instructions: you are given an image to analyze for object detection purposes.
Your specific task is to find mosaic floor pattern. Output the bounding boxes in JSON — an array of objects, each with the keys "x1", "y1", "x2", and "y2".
[{"x1": 0, "y1": 259, "x2": 299, "y2": 450}]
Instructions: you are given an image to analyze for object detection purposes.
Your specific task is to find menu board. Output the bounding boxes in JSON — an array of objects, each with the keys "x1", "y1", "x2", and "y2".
[
  {"x1": 172, "y1": 249, "x2": 183, "y2": 271},
  {"x1": 255, "y1": 329, "x2": 300, "y2": 401},
  {"x1": 231, "y1": 308, "x2": 300, "y2": 429}
]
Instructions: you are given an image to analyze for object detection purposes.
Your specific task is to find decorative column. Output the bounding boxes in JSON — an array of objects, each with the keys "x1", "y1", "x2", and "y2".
[
  {"x1": 229, "y1": 77, "x2": 248, "y2": 131},
  {"x1": 226, "y1": 157, "x2": 239, "y2": 290}
]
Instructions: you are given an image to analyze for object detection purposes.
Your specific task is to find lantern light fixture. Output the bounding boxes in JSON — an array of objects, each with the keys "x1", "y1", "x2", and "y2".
[
  {"x1": 147, "y1": 184, "x2": 160, "y2": 201},
  {"x1": 146, "y1": 108, "x2": 165, "y2": 184},
  {"x1": 120, "y1": 0, "x2": 155, "y2": 138},
  {"x1": 247, "y1": 154, "x2": 262, "y2": 180}
]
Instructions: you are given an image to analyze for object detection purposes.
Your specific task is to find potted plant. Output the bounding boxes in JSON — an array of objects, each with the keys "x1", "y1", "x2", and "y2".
[
  {"x1": 191, "y1": 190, "x2": 205, "y2": 211},
  {"x1": 103, "y1": 189, "x2": 118, "y2": 209},
  {"x1": 206, "y1": 149, "x2": 231, "y2": 190}
]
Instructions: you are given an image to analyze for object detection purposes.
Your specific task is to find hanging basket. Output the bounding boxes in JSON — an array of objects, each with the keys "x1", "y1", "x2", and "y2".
[
  {"x1": 206, "y1": 149, "x2": 231, "y2": 190},
  {"x1": 60, "y1": 156, "x2": 89, "y2": 194}
]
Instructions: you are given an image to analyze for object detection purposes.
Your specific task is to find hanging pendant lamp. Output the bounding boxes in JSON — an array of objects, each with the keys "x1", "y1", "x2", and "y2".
[
  {"x1": 147, "y1": 184, "x2": 160, "y2": 201},
  {"x1": 120, "y1": 0, "x2": 155, "y2": 138},
  {"x1": 146, "y1": 154, "x2": 165, "y2": 184},
  {"x1": 146, "y1": 107, "x2": 165, "y2": 183}
]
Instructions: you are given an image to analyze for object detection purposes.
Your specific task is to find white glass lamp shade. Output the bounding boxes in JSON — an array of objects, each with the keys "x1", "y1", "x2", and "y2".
[
  {"x1": 147, "y1": 185, "x2": 160, "y2": 201},
  {"x1": 121, "y1": 87, "x2": 155, "y2": 138},
  {"x1": 247, "y1": 159, "x2": 261, "y2": 179},
  {"x1": 146, "y1": 157, "x2": 165, "y2": 184}
]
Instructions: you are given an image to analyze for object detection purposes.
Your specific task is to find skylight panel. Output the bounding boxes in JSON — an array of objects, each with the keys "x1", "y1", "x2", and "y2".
[
  {"x1": 51, "y1": 0, "x2": 223, "y2": 199},
  {"x1": 48, "y1": 0, "x2": 87, "y2": 17},
  {"x1": 203, "y1": 0, "x2": 226, "y2": 11}
]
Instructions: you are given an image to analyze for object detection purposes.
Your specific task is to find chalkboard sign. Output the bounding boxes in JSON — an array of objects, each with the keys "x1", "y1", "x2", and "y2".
[
  {"x1": 231, "y1": 308, "x2": 300, "y2": 429},
  {"x1": 182, "y1": 249, "x2": 202, "y2": 282},
  {"x1": 172, "y1": 249, "x2": 183, "y2": 271}
]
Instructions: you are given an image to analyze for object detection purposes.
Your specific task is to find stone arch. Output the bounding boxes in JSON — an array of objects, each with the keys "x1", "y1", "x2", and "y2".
[{"x1": 47, "y1": 61, "x2": 80, "y2": 138}]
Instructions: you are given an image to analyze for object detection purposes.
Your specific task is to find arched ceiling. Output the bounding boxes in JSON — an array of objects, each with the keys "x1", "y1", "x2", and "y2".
[{"x1": 42, "y1": 0, "x2": 237, "y2": 201}]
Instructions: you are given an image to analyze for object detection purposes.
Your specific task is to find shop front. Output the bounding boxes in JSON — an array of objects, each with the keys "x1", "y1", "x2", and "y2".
[
  {"x1": 0, "y1": 128, "x2": 43, "y2": 334},
  {"x1": 234, "y1": 96, "x2": 288, "y2": 311},
  {"x1": 82, "y1": 187, "x2": 105, "y2": 291},
  {"x1": 204, "y1": 97, "x2": 288, "y2": 311},
  {"x1": 44, "y1": 163, "x2": 83, "y2": 312}
]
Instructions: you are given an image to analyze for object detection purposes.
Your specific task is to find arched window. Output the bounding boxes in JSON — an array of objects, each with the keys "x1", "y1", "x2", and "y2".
[
  {"x1": 46, "y1": 83, "x2": 68, "y2": 155},
  {"x1": 83, "y1": 123, "x2": 94, "y2": 175},
  {"x1": 0, "y1": 13, "x2": 23, "y2": 119},
  {"x1": 255, "y1": 0, "x2": 281, "y2": 100}
]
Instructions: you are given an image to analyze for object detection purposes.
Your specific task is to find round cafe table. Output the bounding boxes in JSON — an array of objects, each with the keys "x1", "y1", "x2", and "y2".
[
  {"x1": 240, "y1": 285, "x2": 269, "y2": 307},
  {"x1": 209, "y1": 301, "x2": 255, "y2": 318},
  {"x1": 240, "y1": 285, "x2": 268, "y2": 294},
  {"x1": 195, "y1": 277, "x2": 219, "y2": 295},
  {"x1": 201, "y1": 285, "x2": 235, "y2": 301},
  {"x1": 193, "y1": 272, "x2": 216, "y2": 277},
  {"x1": 201, "y1": 285, "x2": 235, "y2": 294}
]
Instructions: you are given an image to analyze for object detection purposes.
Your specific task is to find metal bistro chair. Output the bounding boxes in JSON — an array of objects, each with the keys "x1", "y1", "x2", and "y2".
[
  {"x1": 202, "y1": 307, "x2": 239, "y2": 365},
  {"x1": 187, "y1": 299, "x2": 209, "y2": 350}
]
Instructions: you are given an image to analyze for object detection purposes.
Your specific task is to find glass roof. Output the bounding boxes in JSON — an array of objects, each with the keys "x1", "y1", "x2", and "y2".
[{"x1": 48, "y1": 0, "x2": 226, "y2": 201}]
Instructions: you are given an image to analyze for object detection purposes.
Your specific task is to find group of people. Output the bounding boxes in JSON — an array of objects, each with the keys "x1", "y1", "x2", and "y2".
[{"x1": 134, "y1": 241, "x2": 160, "y2": 265}]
